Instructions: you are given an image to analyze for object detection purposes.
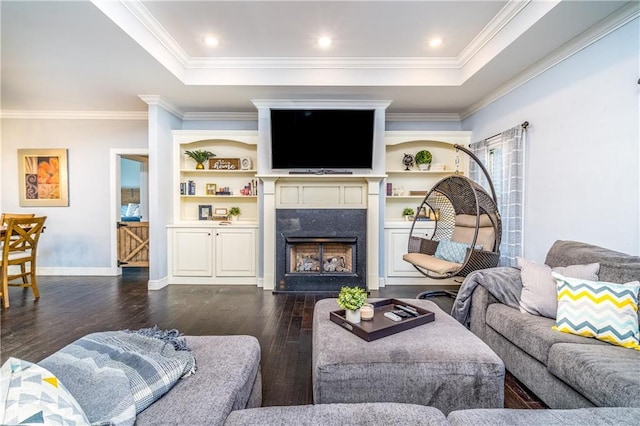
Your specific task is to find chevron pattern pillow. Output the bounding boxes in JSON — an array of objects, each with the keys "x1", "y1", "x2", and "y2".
[{"x1": 552, "y1": 272, "x2": 640, "y2": 351}]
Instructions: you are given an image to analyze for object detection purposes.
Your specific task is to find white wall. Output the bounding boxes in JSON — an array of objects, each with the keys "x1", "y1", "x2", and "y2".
[
  {"x1": 1, "y1": 118, "x2": 147, "y2": 272},
  {"x1": 147, "y1": 104, "x2": 182, "y2": 288},
  {"x1": 463, "y1": 18, "x2": 640, "y2": 261}
]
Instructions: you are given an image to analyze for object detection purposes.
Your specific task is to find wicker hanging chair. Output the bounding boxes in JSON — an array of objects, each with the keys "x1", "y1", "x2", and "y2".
[{"x1": 402, "y1": 145, "x2": 502, "y2": 283}]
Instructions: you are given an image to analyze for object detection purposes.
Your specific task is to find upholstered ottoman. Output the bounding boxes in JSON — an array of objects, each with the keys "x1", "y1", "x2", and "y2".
[
  {"x1": 137, "y1": 335, "x2": 262, "y2": 426},
  {"x1": 225, "y1": 402, "x2": 449, "y2": 425},
  {"x1": 312, "y1": 298, "x2": 504, "y2": 415}
]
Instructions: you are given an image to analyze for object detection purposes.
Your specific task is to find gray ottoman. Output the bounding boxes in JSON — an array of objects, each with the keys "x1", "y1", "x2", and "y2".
[
  {"x1": 225, "y1": 402, "x2": 449, "y2": 425},
  {"x1": 312, "y1": 298, "x2": 504, "y2": 415},
  {"x1": 137, "y1": 335, "x2": 262, "y2": 426}
]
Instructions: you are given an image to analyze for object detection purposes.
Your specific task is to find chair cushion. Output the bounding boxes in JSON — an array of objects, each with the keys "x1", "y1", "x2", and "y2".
[
  {"x1": 448, "y1": 407, "x2": 640, "y2": 425},
  {"x1": 403, "y1": 252, "x2": 461, "y2": 274},
  {"x1": 452, "y1": 214, "x2": 496, "y2": 251},
  {"x1": 552, "y1": 273, "x2": 640, "y2": 350},
  {"x1": 434, "y1": 240, "x2": 476, "y2": 264}
]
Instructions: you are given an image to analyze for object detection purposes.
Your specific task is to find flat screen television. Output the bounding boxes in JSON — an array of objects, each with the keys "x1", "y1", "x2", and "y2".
[{"x1": 270, "y1": 109, "x2": 375, "y2": 170}]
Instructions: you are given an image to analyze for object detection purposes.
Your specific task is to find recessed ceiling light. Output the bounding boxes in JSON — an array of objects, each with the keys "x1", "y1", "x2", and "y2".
[
  {"x1": 429, "y1": 37, "x2": 443, "y2": 48},
  {"x1": 318, "y1": 36, "x2": 332, "y2": 48},
  {"x1": 204, "y1": 36, "x2": 219, "y2": 47}
]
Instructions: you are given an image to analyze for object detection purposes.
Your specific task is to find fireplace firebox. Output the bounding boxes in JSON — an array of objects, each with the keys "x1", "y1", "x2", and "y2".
[{"x1": 276, "y1": 209, "x2": 366, "y2": 292}]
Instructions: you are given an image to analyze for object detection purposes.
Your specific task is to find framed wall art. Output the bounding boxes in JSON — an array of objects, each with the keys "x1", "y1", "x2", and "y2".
[{"x1": 18, "y1": 148, "x2": 69, "y2": 207}]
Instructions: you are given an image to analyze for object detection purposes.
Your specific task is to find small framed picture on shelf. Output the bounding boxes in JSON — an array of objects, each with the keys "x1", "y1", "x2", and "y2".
[
  {"x1": 198, "y1": 204, "x2": 212, "y2": 220},
  {"x1": 214, "y1": 208, "x2": 228, "y2": 216},
  {"x1": 206, "y1": 183, "x2": 217, "y2": 195}
]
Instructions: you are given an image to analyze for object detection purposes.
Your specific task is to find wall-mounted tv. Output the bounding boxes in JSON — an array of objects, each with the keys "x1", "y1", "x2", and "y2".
[{"x1": 270, "y1": 109, "x2": 375, "y2": 170}]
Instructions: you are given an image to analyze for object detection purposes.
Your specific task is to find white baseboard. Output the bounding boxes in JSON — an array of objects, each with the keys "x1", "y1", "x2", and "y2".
[
  {"x1": 37, "y1": 267, "x2": 119, "y2": 276},
  {"x1": 148, "y1": 276, "x2": 168, "y2": 291}
]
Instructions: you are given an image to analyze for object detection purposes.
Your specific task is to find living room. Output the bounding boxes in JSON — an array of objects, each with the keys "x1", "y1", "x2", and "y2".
[{"x1": 1, "y1": 1, "x2": 639, "y2": 424}]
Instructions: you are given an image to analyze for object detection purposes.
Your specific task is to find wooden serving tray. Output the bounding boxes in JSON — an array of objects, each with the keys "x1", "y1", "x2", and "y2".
[{"x1": 329, "y1": 298, "x2": 434, "y2": 341}]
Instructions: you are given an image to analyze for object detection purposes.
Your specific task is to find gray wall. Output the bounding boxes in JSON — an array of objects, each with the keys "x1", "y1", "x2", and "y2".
[{"x1": 462, "y1": 18, "x2": 639, "y2": 260}]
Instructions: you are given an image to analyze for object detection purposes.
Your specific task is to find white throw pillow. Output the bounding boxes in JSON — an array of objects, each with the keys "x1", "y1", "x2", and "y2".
[
  {"x1": 517, "y1": 257, "x2": 600, "y2": 318},
  {"x1": 0, "y1": 357, "x2": 90, "y2": 425}
]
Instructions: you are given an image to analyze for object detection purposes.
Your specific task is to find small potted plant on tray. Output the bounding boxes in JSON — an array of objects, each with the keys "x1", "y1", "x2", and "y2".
[
  {"x1": 185, "y1": 149, "x2": 216, "y2": 170},
  {"x1": 415, "y1": 149, "x2": 432, "y2": 171},
  {"x1": 337, "y1": 286, "x2": 367, "y2": 324}
]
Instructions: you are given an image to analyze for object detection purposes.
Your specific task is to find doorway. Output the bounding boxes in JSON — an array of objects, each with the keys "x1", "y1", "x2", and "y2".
[{"x1": 110, "y1": 149, "x2": 149, "y2": 274}]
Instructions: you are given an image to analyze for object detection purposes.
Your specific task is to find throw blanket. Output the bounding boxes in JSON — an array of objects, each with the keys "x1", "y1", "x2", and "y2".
[
  {"x1": 451, "y1": 266, "x2": 523, "y2": 328},
  {"x1": 40, "y1": 327, "x2": 196, "y2": 426}
]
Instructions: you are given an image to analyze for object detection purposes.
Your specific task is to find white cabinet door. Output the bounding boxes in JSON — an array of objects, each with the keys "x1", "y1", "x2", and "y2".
[
  {"x1": 171, "y1": 228, "x2": 213, "y2": 276},
  {"x1": 215, "y1": 228, "x2": 256, "y2": 277},
  {"x1": 386, "y1": 226, "x2": 435, "y2": 277}
]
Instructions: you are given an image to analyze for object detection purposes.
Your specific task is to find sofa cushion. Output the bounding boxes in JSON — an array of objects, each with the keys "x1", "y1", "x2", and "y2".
[
  {"x1": 136, "y1": 335, "x2": 261, "y2": 426},
  {"x1": 547, "y1": 343, "x2": 640, "y2": 407},
  {"x1": 448, "y1": 407, "x2": 640, "y2": 425},
  {"x1": 225, "y1": 403, "x2": 450, "y2": 426},
  {"x1": 0, "y1": 357, "x2": 91, "y2": 426},
  {"x1": 486, "y1": 303, "x2": 607, "y2": 366},
  {"x1": 552, "y1": 273, "x2": 640, "y2": 350},
  {"x1": 517, "y1": 257, "x2": 599, "y2": 318}
]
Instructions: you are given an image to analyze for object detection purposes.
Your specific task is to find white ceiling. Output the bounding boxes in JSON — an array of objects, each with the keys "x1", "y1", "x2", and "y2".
[{"x1": 1, "y1": 0, "x2": 636, "y2": 119}]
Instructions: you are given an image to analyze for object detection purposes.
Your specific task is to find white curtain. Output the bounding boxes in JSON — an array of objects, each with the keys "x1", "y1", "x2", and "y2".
[{"x1": 470, "y1": 125, "x2": 525, "y2": 267}]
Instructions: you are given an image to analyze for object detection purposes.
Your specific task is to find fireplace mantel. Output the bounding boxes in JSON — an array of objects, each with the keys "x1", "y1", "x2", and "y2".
[{"x1": 260, "y1": 174, "x2": 385, "y2": 291}]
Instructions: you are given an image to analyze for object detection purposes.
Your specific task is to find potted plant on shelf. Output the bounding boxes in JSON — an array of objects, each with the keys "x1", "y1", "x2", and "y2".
[
  {"x1": 415, "y1": 150, "x2": 432, "y2": 171},
  {"x1": 337, "y1": 286, "x2": 367, "y2": 324},
  {"x1": 402, "y1": 207, "x2": 415, "y2": 221},
  {"x1": 185, "y1": 150, "x2": 216, "y2": 170},
  {"x1": 228, "y1": 206, "x2": 241, "y2": 221}
]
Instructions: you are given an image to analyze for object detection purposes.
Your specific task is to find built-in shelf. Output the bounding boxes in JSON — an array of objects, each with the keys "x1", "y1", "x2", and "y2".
[
  {"x1": 180, "y1": 195, "x2": 258, "y2": 199},
  {"x1": 180, "y1": 169, "x2": 257, "y2": 174}
]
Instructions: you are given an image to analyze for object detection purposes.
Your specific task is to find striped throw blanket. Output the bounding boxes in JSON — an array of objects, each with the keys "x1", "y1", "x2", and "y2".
[{"x1": 39, "y1": 327, "x2": 196, "y2": 426}]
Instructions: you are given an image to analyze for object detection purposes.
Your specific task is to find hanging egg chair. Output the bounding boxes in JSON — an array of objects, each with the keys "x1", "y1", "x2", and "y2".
[{"x1": 402, "y1": 145, "x2": 502, "y2": 281}]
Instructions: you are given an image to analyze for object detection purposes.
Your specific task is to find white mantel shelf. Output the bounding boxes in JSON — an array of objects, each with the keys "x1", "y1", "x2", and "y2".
[{"x1": 256, "y1": 174, "x2": 387, "y2": 180}]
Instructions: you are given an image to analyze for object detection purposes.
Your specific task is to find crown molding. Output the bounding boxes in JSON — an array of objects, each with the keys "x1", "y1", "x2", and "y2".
[
  {"x1": 0, "y1": 110, "x2": 147, "y2": 120},
  {"x1": 137, "y1": 95, "x2": 184, "y2": 119},
  {"x1": 386, "y1": 113, "x2": 461, "y2": 122},
  {"x1": 460, "y1": 1, "x2": 640, "y2": 120},
  {"x1": 182, "y1": 112, "x2": 258, "y2": 121}
]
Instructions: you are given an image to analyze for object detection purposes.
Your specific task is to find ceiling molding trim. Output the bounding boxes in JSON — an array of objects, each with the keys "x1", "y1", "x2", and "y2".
[
  {"x1": 0, "y1": 110, "x2": 147, "y2": 120},
  {"x1": 386, "y1": 113, "x2": 461, "y2": 122},
  {"x1": 460, "y1": 2, "x2": 640, "y2": 120},
  {"x1": 122, "y1": 0, "x2": 190, "y2": 66},
  {"x1": 187, "y1": 56, "x2": 460, "y2": 70},
  {"x1": 91, "y1": 0, "x2": 186, "y2": 80},
  {"x1": 138, "y1": 95, "x2": 185, "y2": 119},
  {"x1": 458, "y1": 0, "x2": 531, "y2": 66},
  {"x1": 182, "y1": 112, "x2": 258, "y2": 121}
]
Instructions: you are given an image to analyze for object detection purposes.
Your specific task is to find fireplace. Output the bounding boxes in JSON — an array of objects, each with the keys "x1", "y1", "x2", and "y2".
[{"x1": 276, "y1": 209, "x2": 366, "y2": 292}]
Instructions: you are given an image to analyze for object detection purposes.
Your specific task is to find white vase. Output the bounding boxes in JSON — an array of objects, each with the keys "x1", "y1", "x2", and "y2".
[{"x1": 345, "y1": 308, "x2": 361, "y2": 324}]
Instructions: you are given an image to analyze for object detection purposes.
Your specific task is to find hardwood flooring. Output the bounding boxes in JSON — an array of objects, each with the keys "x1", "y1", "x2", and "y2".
[{"x1": 0, "y1": 268, "x2": 546, "y2": 409}]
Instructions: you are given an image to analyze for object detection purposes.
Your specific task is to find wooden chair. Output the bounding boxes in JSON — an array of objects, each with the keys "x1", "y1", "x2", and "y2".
[
  {"x1": 0, "y1": 216, "x2": 47, "y2": 308},
  {"x1": 1, "y1": 213, "x2": 36, "y2": 225},
  {"x1": 1, "y1": 213, "x2": 36, "y2": 284}
]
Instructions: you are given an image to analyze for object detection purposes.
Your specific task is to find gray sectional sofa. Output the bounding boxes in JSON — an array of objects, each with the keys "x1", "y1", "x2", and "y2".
[{"x1": 465, "y1": 240, "x2": 640, "y2": 409}]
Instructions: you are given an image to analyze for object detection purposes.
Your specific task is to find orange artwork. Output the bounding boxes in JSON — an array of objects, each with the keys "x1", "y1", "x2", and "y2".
[{"x1": 18, "y1": 149, "x2": 68, "y2": 207}]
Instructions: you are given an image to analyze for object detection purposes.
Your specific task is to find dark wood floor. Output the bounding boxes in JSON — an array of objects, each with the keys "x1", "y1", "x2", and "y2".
[{"x1": 0, "y1": 269, "x2": 546, "y2": 409}]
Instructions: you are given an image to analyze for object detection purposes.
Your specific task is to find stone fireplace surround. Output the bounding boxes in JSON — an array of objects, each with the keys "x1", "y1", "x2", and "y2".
[{"x1": 275, "y1": 209, "x2": 367, "y2": 292}]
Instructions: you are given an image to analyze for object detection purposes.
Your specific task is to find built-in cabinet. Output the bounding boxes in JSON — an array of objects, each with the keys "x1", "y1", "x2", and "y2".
[
  {"x1": 169, "y1": 130, "x2": 259, "y2": 285},
  {"x1": 168, "y1": 225, "x2": 257, "y2": 284},
  {"x1": 167, "y1": 128, "x2": 471, "y2": 287}
]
